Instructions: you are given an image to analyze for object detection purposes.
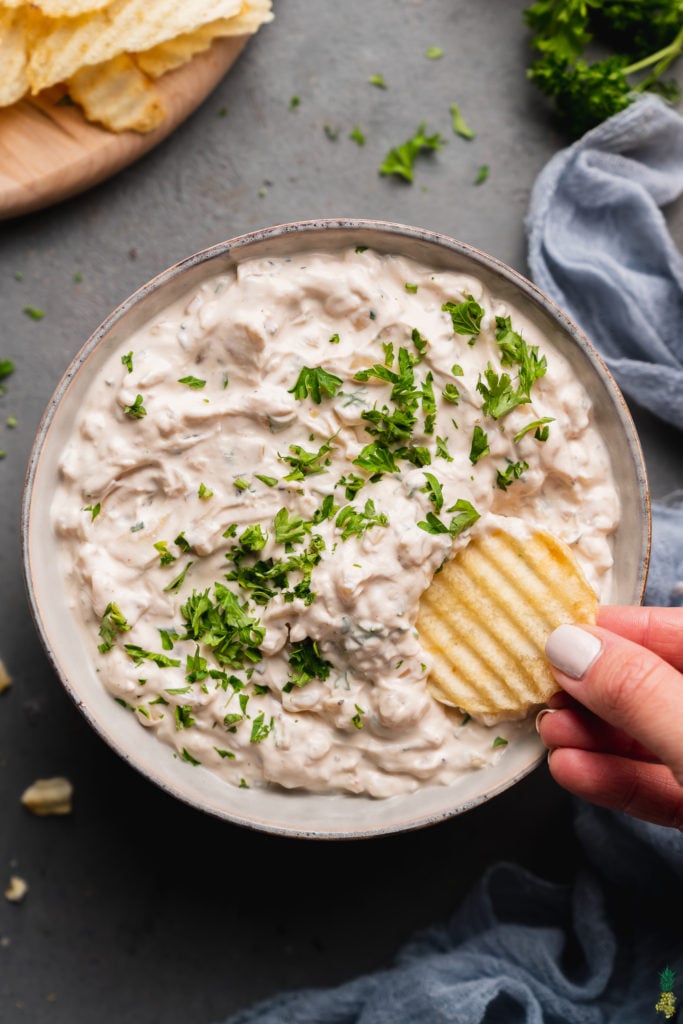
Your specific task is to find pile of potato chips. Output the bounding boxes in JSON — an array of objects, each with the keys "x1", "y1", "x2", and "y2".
[{"x1": 0, "y1": 0, "x2": 273, "y2": 132}]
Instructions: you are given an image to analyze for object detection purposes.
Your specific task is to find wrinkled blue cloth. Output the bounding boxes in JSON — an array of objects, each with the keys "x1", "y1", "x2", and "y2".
[
  {"x1": 223, "y1": 97, "x2": 683, "y2": 1024},
  {"x1": 527, "y1": 92, "x2": 683, "y2": 432}
]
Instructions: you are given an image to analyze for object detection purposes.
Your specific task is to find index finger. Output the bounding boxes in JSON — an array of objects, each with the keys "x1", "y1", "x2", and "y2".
[
  {"x1": 597, "y1": 606, "x2": 683, "y2": 672},
  {"x1": 545, "y1": 624, "x2": 683, "y2": 786}
]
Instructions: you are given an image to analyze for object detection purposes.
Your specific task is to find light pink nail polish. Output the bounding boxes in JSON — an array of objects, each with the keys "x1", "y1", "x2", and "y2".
[{"x1": 545, "y1": 624, "x2": 602, "y2": 680}]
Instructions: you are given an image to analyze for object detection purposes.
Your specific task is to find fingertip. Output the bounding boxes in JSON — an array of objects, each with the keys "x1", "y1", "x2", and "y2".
[{"x1": 545, "y1": 624, "x2": 603, "y2": 680}]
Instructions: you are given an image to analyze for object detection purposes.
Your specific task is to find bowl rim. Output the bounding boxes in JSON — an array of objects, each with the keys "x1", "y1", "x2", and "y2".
[{"x1": 20, "y1": 218, "x2": 651, "y2": 839}]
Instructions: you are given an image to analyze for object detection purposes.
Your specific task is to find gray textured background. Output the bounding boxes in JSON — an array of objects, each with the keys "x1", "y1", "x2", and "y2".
[{"x1": 1, "y1": 2, "x2": 681, "y2": 1022}]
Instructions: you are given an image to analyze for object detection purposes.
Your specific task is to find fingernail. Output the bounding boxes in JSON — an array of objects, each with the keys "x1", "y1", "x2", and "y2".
[
  {"x1": 535, "y1": 708, "x2": 557, "y2": 734},
  {"x1": 545, "y1": 624, "x2": 602, "y2": 680}
]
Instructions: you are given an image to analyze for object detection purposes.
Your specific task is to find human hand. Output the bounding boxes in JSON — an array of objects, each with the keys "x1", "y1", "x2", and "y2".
[{"x1": 536, "y1": 606, "x2": 683, "y2": 830}]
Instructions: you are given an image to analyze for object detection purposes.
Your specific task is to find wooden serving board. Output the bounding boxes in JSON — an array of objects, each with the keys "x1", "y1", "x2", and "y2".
[{"x1": 0, "y1": 34, "x2": 249, "y2": 221}]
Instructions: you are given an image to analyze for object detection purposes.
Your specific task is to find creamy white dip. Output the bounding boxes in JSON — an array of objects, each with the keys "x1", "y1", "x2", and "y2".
[{"x1": 51, "y1": 248, "x2": 619, "y2": 798}]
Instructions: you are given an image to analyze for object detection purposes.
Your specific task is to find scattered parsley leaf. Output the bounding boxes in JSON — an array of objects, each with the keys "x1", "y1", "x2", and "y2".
[
  {"x1": 84, "y1": 502, "x2": 101, "y2": 521},
  {"x1": 198, "y1": 482, "x2": 213, "y2": 500},
  {"x1": 421, "y1": 472, "x2": 444, "y2": 512},
  {"x1": 450, "y1": 102, "x2": 476, "y2": 139},
  {"x1": 351, "y1": 704, "x2": 366, "y2": 729},
  {"x1": 279, "y1": 437, "x2": 335, "y2": 480},
  {"x1": 475, "y1": 164, "x2": 490, "y2": 185},
  {"x1": 335, "y1": 499, "x2": 389, "y2": 541},
  {"x1": 214, "y1": 747, "x2": 235, "y2": 759},
  {"x1": 513, "y1": 416, "x2": 554, "y2": 443},
  {"x1": 405, "y1": 282, "x2": 419, "y2": 293},
  {"x1": 435, "y1": 435, "x2": 454, "y2": 462},
  {"x1": 324, "y1": 123, "x2": 339, "y2": 140},
  {"x1": 442, "y1": 295, "x2": 484, "y2": 336},
  {"x1": 97, "y1": 602, "x2": 130, "y2": 653},
  {"x1": 368, "y1": 73, "x2": 387, "y2": 88},
  {"x1": 445, "y1": 498, "x2": 481, "y2": 536},
  {"x1": 492, "y1": 736, "x2": 509, "y2": 748},
  {"x1": 121, "y1": 351, "x2": 133, "y2": 373},
  {"x1": 181, "y1": 748, "x2": 201, "y2": 765},
  {"x1": 379, "y1": 124, "x2": 444, "y2": 182},
  {"x1": 124, "y1": 644, "x2": 181, "y2": 668},
  {"x1": 289, "y1": 366, "x2": 343, "y2": 404},
  {"x1": 469, "y1": 424, "x2": 490, "y2": 464},
  {"x1": 163, "y1": 561, "x2": 193, "y2": 593},
  {"x1": 426, "y1": 46, "x2": 444, "y2": 59},
  {"x1": 285, "y1": 638, "x2": 332, "y2": 691},
  {"x1": 496, "y1": 459, "x2": 529, "y2": 490},
  {"x1": 329, "y1": 333, "x2": 341, "y2": 344},
  {"x1": 0, "y1": 360, "x2": 14, "y2": 381},
  {"x1": 178, "y1": 375, "x2": 207, "y2": 389},
  {"x1": 123, "y1": 394, "x2": 147, "y2": 419},
  {"x1": 23, "y1": 306, "x2": 44, "y2": 320},
  {"x1": 289, "y1": 95, "x2": 300, "y2": 109},
  {"x1": 350, "y1": 125, "x2": 366, "y2": 145},
  {"x1": 442, "y1": 382, "x2": 460, "y2": 405},
  {"x1": 255, "y1": 474, "x2": 279, "y2": 487}
]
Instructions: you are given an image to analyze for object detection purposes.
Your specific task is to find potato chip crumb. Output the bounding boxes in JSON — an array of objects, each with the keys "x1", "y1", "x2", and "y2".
[
  {"x1": 21, "y1": 776, "x2": 74, "y2": 816},
  {"x1": 4, "y1": 876, "x2": 28, "y2": 903},
  {"x1": 0, "y1": 658, "x2": 12, "y2": 694}
]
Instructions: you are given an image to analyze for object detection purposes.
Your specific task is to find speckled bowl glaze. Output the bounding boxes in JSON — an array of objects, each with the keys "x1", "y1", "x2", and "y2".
[{"x1": 22, "y1": 220, "x2": 651, "y2": 839}]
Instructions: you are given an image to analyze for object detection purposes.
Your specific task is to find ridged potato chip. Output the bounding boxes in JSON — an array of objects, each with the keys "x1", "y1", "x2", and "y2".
[
  {"x1": 27, "y1": 0, "x2": 244, "y2": 93},
  {"x1": 2, "y1": 0, "x2": 110, "y2": 16},
  {"x1": 0, "y1": 7, "x2": 29, "y2": 107},
  {"x1": 418, "y1": 529, "x2": 598, "y2": 717},
  {"x1": 136, "y1": 1, "x2": 274, "y2": 79},
  {"x1": 68, "y1": 53, "x2": 166, "y2": 133}
]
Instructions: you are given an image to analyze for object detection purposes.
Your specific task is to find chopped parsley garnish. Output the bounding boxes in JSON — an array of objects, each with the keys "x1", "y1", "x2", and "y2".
[
  {"x1": 496, "y1": 459, "x2": 529, "y2": 490},
  {"x1": 121, "y1": 352, "x2": 133, "y2": 373},
  {"x1": 249, "y1": 712, "x2": 274, "y2": 745},
  {"x1": 469, "y1": 425, "x2": 490, "y2": 464},
  {"x1": 349, "y1": 125, "x2": 366, "y2": 145},
  {"x1": 289, "y1": 366, "x2": 343, "y2": 404},
  {"x1": 492, "y1": 736, "x2": 508, "y2": 748},
  {"x1": 175, "y1": 705, "x2": 195, "y2": 730},
  {"x1": 442, "y1": 383, "x2": 460, "y2": 405},
  {"x1": 180, "y1": 586, "x2": 265, "y2": 670},
  {"x1": 279, "y1": 437, "x2": 335, "y2": 480},
  {"x1": 255, "y1": 474, "x2": 278, "y2": 487},
  {"x1": 421, "y1": 372, "x2": 436, "y2": 433},
  {"x1": 426, "y1": 46, "x2": 444, "y2": 59},
  {"x1": 476, "y1": 366, "x2": 529, "y2": 420},
  {"x1": 450, "y1": 102, "x2": 475, "y2": 139},
  {"x1": 335, "y1": 499, "x2": 389, "y2": 540},
  {"x1": 198, "y1": 482, "x2": 213, "y2": 500},
  {"x1": 412, "y1": 328, "x2": 428, "y2": 357},
  {"x1": 475, "y1": 164, "x2": 490, "y2": 185},
  {"x1": 282, "y1": 638, "x2": 333, "y2": 693},
  {"x1": 312, "y1": 494, "x2": 338, "y2": 524},
  {"x1": 0, "y1": 359, "x2": 14, "y2": 381},
  {"x1": 351, "y1": 704, "x2": 366, "y2": 729},
  {"x1": 379, "y1": 124, "x2": 444, "y2": 182},
  {"x1": 324, "y1": 123, "x2": 339, "y2": 140},
  {"x1": 163, "y1": 561, "x2": 193, "y2": 593},
  {"x1": 123, "y1": 394, "x2": 147, "y2": 419},
  {"x1": 97, "y1": 602, "x2": 130, "y2": 653},
  {"x1": 353, "y1": 442, "x2": 399, "y2": 475},
  {"x1": 442, "y1": 295, "x2": 484, "y2": 336},
  {"x1": 421, "y1": 472, "x2": 444, "y2": 512},
  {"x1": 178, "y1": 375, "x2": 207, "y2": 389},
  {"x1": 513, "y1": 417, "x2": 554, "y2": 443},
  {"x1": 130, "y1": 521, "x2": 144, "y2": 533},
  {"x1": 405, "y1": 282, "x2": 418, "y2": 293},
  {"x1": 124, "y1": 644, "x2": 181, "y2": 668},
  {"x1": 234, "y1": 477, "x2": 250, "y2": 491},
  {"x1": 84, "y1": 502, "x2": 101, "y2": 521},
  {"x1": 175, "y1": 532, "x2": 192, "y2": 554},
  {"x1": 154, "y1": 540, "x2": 177, "y2": 566},
  {"x1": 23, "y1": 306, "x2": 44, "y2": 320},
  {"x1": 289, "y1": 95, "x2": 300, "y2": 109},
  {"x1": 329, "y1": 333, "x2": 341, "y2": 344},
  {"x1": 368, "y1": 73, "x2": 387, "y2": 88},
  {"x1": 159, "y1": 628, "x2": 180, "y2": 651},
  {"x1": 417, "y1": 498, "x2": 480, "y2": 537},
  {"x1": 214, "y1": 747, "x2": 235, "y2": 759},
  {"x1": 337, "y1": 472, "x2": 366, "y2": 500},
  {"x1": 274, "y1": 507, "x2": 309, "y2": 547},
  {"x1": 435, "y1": 435, "x2": 454, "y2": 461},
  {"x1": 181, "y1": 748, "x2": 200, "y2": 765},
  {"x1": 495, "y1": 316, "x2": 547, "y2": 390}
]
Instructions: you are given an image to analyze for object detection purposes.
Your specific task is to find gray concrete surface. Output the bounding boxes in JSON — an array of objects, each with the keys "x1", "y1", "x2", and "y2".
[{"x1": 0, "y1": 2, "x2": 681, "y2": 1022}]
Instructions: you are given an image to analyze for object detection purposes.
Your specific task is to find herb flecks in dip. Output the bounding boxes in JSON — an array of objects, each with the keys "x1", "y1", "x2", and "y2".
[{"x1": 52, "y1": 249, "x2": 619, "y2": 797}]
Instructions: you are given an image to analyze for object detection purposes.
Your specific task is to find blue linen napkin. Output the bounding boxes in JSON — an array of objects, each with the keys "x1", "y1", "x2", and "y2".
[{"x1": 222, "y1": 96, "x2": 683, "y2": 1024}]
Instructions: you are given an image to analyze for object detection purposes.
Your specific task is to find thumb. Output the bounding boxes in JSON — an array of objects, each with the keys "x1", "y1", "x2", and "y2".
[{"x1": 545, "y1": 624, "x2": 683, "y2": 785}]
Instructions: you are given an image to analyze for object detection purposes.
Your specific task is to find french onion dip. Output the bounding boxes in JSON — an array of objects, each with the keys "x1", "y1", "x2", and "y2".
[{"x1": 52, "y1": 248, "x2": 619, "y2": 798}]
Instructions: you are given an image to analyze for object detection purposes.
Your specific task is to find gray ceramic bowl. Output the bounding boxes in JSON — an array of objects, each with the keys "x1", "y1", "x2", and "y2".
[{"x1": 22, "y1": 220, "x2": 650, "y2": 839}]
